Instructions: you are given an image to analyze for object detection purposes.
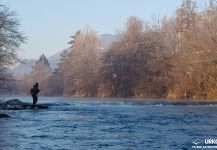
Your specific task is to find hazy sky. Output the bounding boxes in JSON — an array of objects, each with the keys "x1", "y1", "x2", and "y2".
[{"x1": 1, "y1": 0, "x2": 206, "y2": 59}]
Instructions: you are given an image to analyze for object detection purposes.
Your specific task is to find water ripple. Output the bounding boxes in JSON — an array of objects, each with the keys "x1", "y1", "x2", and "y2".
[{"x1": 1, "y1": 97, "x2": 217, "y2": 150}]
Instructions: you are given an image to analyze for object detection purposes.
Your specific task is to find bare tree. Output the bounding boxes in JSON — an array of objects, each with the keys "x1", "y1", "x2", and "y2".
[{"x1": 0, "y1": 5, "x2": 25, "y2": 93}]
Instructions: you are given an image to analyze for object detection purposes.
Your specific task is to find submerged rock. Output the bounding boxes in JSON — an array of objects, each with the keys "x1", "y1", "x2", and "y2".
[
  {"x1": 0, "y1": 99, "x2": 49, "y2": 110},
  {"x1": 0, "y1": 113, "x2": 10, "y2": 118}
]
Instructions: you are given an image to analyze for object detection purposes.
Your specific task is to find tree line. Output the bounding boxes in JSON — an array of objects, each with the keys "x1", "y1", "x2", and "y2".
[{"x1": 4, "y1": 0, "x2": 217, "y2": 100}]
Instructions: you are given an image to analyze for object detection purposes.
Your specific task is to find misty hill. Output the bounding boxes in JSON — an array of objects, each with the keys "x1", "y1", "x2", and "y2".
[
  {"x1": 12, "y1": 49, "x2": 68, "y2": 78},
  {"x1": 12, "y1": 59, "x2": 35, "y2": 77},
  {"x1": 47, "y1": 48, "x2": 69, "y2": 69},
  {"x1": 12, "y1": 34, "x2": 116, "y2": 77}
]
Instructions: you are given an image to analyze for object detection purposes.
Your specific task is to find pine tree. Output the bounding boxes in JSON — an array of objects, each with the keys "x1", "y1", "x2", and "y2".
[
  {"x1": 33, "y1": 54, "x2": 50, "y2": 71},
  {"x1": 62, "y1": 28, "x2": 101, "y2": 96}
]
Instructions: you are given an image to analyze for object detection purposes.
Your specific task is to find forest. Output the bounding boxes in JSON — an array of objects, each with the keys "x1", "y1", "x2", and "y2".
[{"x1": 2, "y1": 0, "x2": 217, "y2": 100}]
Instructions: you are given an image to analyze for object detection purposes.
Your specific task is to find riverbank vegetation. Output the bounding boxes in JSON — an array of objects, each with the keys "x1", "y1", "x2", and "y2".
[
  {"x1": 4, "y1": 0, "x2": 217, "y2": 100},
  {"x1": 0, "y1": 5, "x2": 25, "y2": 93}
]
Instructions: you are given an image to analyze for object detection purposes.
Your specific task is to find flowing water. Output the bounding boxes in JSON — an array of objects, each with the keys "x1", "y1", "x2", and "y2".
[{"x1": 0, "y1": 96, "x2": 217, "y2": 150}]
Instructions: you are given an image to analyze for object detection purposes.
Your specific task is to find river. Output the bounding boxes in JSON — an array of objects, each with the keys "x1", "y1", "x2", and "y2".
[{"x1": 0, "y1": 96, "x2": 217, "y2": 150}]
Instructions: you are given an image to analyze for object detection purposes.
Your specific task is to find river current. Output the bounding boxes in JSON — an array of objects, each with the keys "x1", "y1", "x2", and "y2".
[{"x1": 0, "y1": 96, "x2": 217, "y2": 150}]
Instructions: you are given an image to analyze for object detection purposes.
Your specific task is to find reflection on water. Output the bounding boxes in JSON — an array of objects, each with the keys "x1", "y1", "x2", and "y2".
[{"x1": 1, "y1": 96, "x2": 217, "y2": 150}]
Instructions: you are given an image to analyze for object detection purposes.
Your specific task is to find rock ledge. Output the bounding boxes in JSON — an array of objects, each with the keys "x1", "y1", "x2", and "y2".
[{"x1": 0, "y1": 99, "x2": 49, "y2": 110}]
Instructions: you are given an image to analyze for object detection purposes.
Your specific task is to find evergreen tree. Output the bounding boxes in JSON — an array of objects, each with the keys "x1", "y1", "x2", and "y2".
[
  {"x1": 61, "y1": 28, "x2": 101, "y2": 96},
  {"x1": 20, "y1": 54, "x2": 52, "y2": 95},
  {"x1": 33, "y1": 54, "x2": 50, "y2": 71}
]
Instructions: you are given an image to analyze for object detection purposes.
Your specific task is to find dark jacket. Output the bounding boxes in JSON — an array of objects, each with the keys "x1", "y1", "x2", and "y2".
[{"x1": 30, "y1": 86, "x2": 40, "y2": 96}]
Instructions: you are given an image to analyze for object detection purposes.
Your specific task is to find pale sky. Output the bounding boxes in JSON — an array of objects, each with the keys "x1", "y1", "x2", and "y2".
[{"x1": 1, "y1": 0, "x2": 208, "y2": 59}]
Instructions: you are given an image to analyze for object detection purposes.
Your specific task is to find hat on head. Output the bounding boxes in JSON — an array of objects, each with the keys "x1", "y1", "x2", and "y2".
[{"x1": 33, "y1": 82, "x2": 38, "y2": 88}]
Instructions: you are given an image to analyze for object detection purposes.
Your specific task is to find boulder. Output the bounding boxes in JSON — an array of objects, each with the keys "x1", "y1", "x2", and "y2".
[{"x1": 0, "y1": 99, "x2": 49, "y2": 110}]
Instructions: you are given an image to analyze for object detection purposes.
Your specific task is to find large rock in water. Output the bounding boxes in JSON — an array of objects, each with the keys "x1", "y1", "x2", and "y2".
[{"x1": 0, "y1": 99, "x2": 49, "y2": 110}]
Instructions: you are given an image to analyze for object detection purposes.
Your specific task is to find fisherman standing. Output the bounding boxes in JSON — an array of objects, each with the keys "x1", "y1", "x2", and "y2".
[{"x1": 30, "y1": 82, "x2": 40, "y2": 106}]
